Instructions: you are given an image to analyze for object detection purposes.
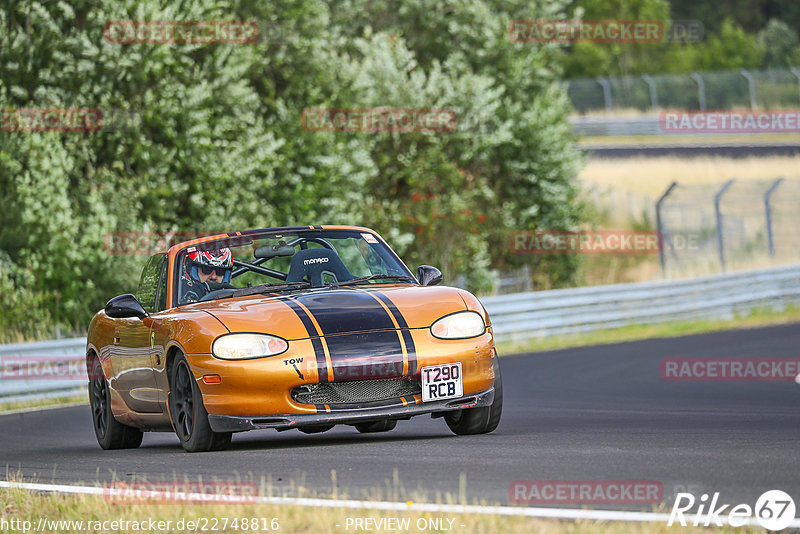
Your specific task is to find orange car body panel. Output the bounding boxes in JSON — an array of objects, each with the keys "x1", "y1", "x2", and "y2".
[{"x1": 86, "y1": 226, "x2": 496, "y2": 431}]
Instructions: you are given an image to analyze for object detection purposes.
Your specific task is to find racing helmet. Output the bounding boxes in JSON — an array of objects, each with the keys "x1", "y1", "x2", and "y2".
[{"x1": 187, "y1": 247, "x2": 233, "y2": 283}]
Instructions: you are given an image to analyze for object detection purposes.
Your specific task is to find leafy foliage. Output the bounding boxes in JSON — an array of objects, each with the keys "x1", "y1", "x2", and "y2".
[
  {"x1": 0, "y1": 0, "x2": 583, "y2": 338},
  {"x1": 561, "y1": 0, "x2": 769, "y2": 78}
]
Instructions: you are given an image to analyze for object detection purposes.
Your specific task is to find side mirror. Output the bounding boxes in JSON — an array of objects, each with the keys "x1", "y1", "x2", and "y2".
[
  {"x1": 417, "y1": 265, "x2": 443, "y2": 286},
  {"x1": 105, "y1": 294, "x2": 149, "y2": 320}
]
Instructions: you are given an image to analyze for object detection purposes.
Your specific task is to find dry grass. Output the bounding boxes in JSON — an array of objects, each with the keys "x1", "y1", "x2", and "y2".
[
  {"x1": 578, "y1": 155, "x2": 800, "y2": 198},
  {"x1": 0, "y1": 474, "x2": 765, "y2": 534},
  {"x1": 573, "y1": 155, "x2": 800, "y2": 282}
]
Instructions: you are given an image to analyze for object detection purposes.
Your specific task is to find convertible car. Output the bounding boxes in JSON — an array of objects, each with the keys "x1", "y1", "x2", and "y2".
[{"x1": 86, "y1": 226, "x2": 502, "y2": 452}]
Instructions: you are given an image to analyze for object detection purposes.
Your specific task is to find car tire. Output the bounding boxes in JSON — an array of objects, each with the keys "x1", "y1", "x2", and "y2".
[
  {"x1": 444, "y1": 356, "x2": 503, "y2": 435},
  {"x1": 88, "y1": 358, "x2": 143, "y2": 450},
  {"x1": 169, "y1": 354, "x2": 232, "y2": 452},
  {"x1": 355, "y1": 419, "x2": 397, "y2": 433}
]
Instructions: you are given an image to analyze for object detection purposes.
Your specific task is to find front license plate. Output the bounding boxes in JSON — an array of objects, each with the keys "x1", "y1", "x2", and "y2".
[{"x1": 421, "y1": 362, "x2": 463, "y2": 402}]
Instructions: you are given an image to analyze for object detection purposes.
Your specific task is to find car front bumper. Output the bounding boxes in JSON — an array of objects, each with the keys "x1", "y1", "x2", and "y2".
[{"x1": 207, "y1": 387, "x2": 495, "y2": 433}]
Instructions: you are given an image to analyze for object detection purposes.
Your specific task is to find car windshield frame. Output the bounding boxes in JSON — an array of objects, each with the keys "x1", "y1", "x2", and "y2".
[{"x1": 171, "y1": 228, "x2": 417, "y2": 307}]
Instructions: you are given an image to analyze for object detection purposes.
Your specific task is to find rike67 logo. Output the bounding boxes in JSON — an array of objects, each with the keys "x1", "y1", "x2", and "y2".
[{"x1": 669, "y1": 490, "x2": 796, "y2": 530}]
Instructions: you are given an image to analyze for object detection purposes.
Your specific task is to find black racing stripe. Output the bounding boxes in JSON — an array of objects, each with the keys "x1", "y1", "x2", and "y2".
[
  {"x1": 314, "y1": 404, "x2": 327, "y2": 413},
  {"x1": 277, "y1": 296, "x2": 329, "y2": 383},
  {"x1": 292, "y1": 292, "x2": 396, "y2": 335},
  {"x1": 292, "y1": 292, "x2": 404, "y2": 380},
  {"x1": 371, "y1": 292, "x2": 418, "y2": 375},
  {"x1": 324, "y1": 331, "x2": 406, "y2": 381}
]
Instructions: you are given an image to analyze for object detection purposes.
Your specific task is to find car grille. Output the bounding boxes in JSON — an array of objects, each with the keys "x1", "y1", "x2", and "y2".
[{"x1": 292, "y1": 378, "x2": 421, "y2": 405}]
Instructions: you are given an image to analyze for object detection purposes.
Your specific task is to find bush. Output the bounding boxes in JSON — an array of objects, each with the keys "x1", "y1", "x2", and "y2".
[{"x1": 0, "y1": 0, "x2": 583, "y2": 338}]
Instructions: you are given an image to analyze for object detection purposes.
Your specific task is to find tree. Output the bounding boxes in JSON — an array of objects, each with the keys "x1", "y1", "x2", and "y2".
[
  {"x1": 759, "y1": 18, "x2": 800, "y2": 67},
  {"x1": 1, "y1": 0, "x2": 585, "y2": 337}
]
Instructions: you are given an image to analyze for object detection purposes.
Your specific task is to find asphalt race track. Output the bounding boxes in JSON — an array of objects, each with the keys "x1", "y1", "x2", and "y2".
[{"x1": 2, "y1": 322, "x2": 799, "y2": 510}]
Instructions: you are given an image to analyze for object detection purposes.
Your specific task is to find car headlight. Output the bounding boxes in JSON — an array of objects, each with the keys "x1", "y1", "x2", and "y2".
[
  {"x1": 430, "y1": 311, "x2": 486, "y2": 339},
  {"x1": 212, "y1": 333, "x2": 288, "y2": 360}
]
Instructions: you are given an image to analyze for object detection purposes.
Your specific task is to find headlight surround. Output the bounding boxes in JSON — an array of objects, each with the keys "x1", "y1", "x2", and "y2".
[
  {"x1": 211, "y1": 333, "x2": 289, "y2": 360},
  {"x1": 430, "y1": 311, "x2": 486, "y2": 339}
]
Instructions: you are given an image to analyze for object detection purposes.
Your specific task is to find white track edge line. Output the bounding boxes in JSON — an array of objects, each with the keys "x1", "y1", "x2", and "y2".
[{"x1": 2, "y1": 480, "x2": 799, "y2": 527}]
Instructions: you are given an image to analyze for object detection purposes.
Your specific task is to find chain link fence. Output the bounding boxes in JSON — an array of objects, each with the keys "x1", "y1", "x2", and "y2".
[
  {"x1": 568, "y1": 68, "x2": 800, "y2": 114},
  {"x1": 657, "y1": 179, "x2": 800, "y2": 276}
]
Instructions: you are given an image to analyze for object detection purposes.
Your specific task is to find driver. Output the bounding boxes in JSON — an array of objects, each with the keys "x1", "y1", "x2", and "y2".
[{"x1": 179, "y1": 247, "x2": 233, "y2": 304}]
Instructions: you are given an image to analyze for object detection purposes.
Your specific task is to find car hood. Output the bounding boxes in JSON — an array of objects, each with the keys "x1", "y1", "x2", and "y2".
[{"x1": 191, "y1": 284, "x2": 470, "y2": 339}]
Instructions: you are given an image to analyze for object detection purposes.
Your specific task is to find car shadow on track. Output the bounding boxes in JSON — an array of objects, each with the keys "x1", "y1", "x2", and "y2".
[{"x1": 138, "y1": 428, "x2": 465, "y2": 453}]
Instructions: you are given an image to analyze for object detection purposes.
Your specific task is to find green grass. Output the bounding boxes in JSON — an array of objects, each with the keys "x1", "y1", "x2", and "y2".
[
  {"x1": 0, "y1": 394, "x2": 86, "y2": 414},
  {"x1": 495, "y1": 304, "x2": 800, "y2": 355}
]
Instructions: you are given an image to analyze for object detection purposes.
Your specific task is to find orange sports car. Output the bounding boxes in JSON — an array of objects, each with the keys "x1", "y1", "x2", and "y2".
[{"x1": 86, "y1": 226, "x2": 502, "y2": 452}]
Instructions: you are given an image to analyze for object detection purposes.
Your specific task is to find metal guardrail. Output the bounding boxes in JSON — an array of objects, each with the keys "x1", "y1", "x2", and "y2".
[
  {"x1": 482, "y1": 264, "x2": 800, "y2": 340},
  {"x1": 1, "y1": 264, "x2": 799, "y2": 401},
  {"x1": 0, "y1": 338, "x2": 86, "y2": 402},
  {"x1": 571, "y1": 116, "x2": 665, "y2": 137}
]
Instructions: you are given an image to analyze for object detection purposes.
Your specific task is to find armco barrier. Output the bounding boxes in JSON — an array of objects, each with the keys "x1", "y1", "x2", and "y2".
[
  {"x1": 0, "y1": 338, "x2": 86, "y2": 402},
  {"x1": 1, "y1": 264, "x2": 799, "y2": 401},
  {"x1": 482, "y1": 264, "x2": 800, "y2": 340}
]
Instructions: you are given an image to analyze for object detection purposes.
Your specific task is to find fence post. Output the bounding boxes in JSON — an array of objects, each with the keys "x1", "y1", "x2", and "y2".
[
  {"x1": 714, "y1": 179, "x2": 736, "y2": 271},
  {"x1": 764, "y1": 177, "x2": 784, "y2": 257},
  {"x1": 642, "y1": 74, "x2": 658, "y2": 110},
  {"x1": 656, "y1": 181, "x2": 678, "y2": 272},
  {"x1": 791, "y1": 68, "x2": 800, "y2": 105},
  {"x1": 596, "y1": 77, "x2": 612, "y2": 112},
  {"x1": 740, "y1": 69, "x2": 757, "y2": 109},
  {"x1": 690, "y1": 72, "x2": 706, "y2": 111}
]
